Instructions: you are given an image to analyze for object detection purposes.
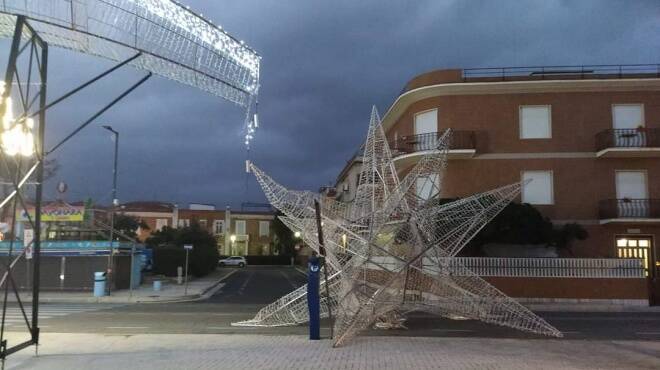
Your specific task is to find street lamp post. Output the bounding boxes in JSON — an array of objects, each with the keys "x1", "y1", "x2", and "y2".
[{"x1": 102, "y1": 125, "x2": 119, "y2": 295}]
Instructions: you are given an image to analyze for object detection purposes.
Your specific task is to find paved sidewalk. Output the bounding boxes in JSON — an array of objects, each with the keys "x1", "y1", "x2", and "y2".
[
  {"x1": 2, "y1": 333, "x2": 659, "y2": 369},
  {"x1": 6, "y1": 268, "x2": 237, "y2": 304}
]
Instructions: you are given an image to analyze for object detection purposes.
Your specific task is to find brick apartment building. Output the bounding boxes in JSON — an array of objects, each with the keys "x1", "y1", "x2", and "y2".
[
  {"x1": 334, "y1": 65, "x2": 660, "y2": 298},
  {"x1": 120, "y1": 202, "x2": 276, "y2": 256}
]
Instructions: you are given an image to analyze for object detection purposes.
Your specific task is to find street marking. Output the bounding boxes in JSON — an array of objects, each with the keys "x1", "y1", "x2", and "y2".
[
  {"x1": 561, "y1": 331, "x2": 581, "y2": 334},
  {"x1": 106, "y1": 326, "x2": 149, "y2": 329},
  {"x1": 279, "y1": 270, "x2": 299, "y2": 289},
  {"x1": 207, "y1": 326, "x2": 258, "y2": 330},
  {"x1": 237, "y1": 271, "x2": 253, "y2": 296},
  {"x1": 636, "y1": 332, "x2": 660, "y2": 335},
  {"x1": 431, "y1": 329, "x2": 473, "y2": 332}
]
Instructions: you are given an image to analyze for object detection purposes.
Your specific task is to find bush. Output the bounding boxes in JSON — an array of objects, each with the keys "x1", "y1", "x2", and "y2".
[
  {"x1": 147, "y1": 224, "x2": 219, "y2": 277},
  {"x1": 152, "y1": 246, "x2": 185, "y2": 277},
  {"x1": 464, "y1": 202, "x2": 588, "y2": 256}
]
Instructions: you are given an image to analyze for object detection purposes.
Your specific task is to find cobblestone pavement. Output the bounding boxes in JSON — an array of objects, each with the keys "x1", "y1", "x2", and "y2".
[{"x1": 3, "y1": 333, "x2": 659, "y2": 369}]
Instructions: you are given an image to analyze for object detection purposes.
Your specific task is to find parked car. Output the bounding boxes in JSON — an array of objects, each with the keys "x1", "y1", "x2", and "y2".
[{"x1": 219, "y1": 256, "x2": 247, "y2": 268}]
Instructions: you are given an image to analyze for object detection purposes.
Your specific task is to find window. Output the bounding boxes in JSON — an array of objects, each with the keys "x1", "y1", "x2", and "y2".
[
  {"x1": 235, "y1": 220, "x2": 246, "y2": 235},
  {"x1": 213, "y1": 220, "x2": 225, "y2": 235},
  {"x1": 414, "y1": 109, "x2": 437, "y2": 135},
  {"x1": 615, "y1": 170, "x2": 649, "y2": 217},
  {"x1": 521, "y1": 171, "x2": 553, "y2": 205},
  {"x1": 415, "y1": 173, "x2": 439, "y2": 201},
  {"x1": 259, "y1": 221, "x2": 270, "y2": 237},
  {"x1": 612, "y1": 104, "x2": 644, "y2": 129},
  {"x1": 414, "y1": 109, "x2": 438, "y2": 150},
  {"x1": 155, "y1": 218, "x2": 168, "y2": 231},
  {"x1": 616, "y1": 171, "x2": 648, "y2": 199},
  {"x1": 177, "y1": 219, "x2": 190, "y2": 228},
  {"x1": 198, "y1": 219, "x2": 207, "y2": 228},
  {"x1": 520, "y1": 105, "x2": 551, "y2": 139}
]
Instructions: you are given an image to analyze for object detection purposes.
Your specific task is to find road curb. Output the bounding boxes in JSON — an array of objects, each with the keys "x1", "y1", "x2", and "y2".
[
  {"x1": 8, "y1": 269, "x2": 240, "y2": 304},
  {"x1": 138, "y1": 269, "x2": 239, "y2": 304}
]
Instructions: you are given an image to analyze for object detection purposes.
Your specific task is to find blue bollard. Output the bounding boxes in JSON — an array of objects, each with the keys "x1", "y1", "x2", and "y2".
[
  {"x1": 307, "y1": 255, "x2": 321, "y2": 340},
  {"x1": 93, "y1": 272, "x2": 106, "y2": 297}
]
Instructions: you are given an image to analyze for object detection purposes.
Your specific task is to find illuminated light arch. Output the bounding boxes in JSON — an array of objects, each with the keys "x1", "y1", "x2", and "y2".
[{"x1": 0, "y1": 0, "x2": 260, "y2": 106}]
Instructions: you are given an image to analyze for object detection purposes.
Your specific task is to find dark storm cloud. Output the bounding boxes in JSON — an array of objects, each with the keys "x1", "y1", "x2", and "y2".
[{"x1": 23, "y1": 0, "x2": 660, "y2": 207}]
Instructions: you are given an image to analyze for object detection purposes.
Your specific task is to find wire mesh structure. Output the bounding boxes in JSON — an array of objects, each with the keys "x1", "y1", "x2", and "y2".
[
  {"x1": 0, "y1": 0, "x2": 260, "y2": 106},
  {"x1": 234, "y1": 106, "x2": 562, "y2": 346}
]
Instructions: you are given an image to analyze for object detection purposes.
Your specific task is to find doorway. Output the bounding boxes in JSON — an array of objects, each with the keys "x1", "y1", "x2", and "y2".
[{"x1": 616, "y1": 235, "x2": 659, "y2": 305}]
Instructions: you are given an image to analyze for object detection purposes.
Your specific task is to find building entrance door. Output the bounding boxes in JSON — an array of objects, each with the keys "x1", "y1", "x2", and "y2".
[{"x1": 616, "y1": 235, "x2": 659, "y2": 305}]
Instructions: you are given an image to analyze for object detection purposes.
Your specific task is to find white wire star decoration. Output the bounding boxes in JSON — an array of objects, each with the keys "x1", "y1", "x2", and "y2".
[{"x1": 234, "y1": 107, "x2": 562, "y2": 346}]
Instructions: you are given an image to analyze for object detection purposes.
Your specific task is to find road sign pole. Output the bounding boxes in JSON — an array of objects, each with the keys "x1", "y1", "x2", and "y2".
[
  {"x1": 184, "y1": 249, "x2": 189, "y2": 295},
  {"x1": 183, "y1": 244, "x2": 192, "y2": 295}
]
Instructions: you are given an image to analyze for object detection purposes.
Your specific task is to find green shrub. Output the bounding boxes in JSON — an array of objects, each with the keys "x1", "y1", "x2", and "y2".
[{"x1": 147, "y1": 224, "x2": 219, "y2": 277}]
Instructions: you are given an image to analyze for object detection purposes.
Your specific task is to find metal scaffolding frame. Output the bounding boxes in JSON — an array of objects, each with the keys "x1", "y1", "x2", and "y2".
[{"x1": 0, "y1": 15, "x2": 47, "y2": 360}]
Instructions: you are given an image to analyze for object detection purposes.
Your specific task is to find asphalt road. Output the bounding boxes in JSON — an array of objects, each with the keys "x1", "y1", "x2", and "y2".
[{"x1": 3, "y1": 266, "x2": 660, "y2": 341}]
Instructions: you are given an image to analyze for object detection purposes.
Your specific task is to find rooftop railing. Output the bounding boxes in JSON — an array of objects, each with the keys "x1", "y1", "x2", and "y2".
[
  {"x1": 463, "y1": 64, "x2": 660, "y2": 81},
  {"x1": 595, "y1": 128, "x2": 660, "y2": 151},
  {"x1": 599, "y1": 199, "x2": 660, "y2": 219}
]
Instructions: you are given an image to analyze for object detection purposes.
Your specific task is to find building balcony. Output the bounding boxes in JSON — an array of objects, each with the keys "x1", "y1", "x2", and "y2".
[
  {"x1": 599, "y1": 199, "x2": 660, "y2": 224},
  {"x1": 390, "y1": 130, "x2": 476, "y2": 168},
  {"x1": 595, "y1": 128, "x2": 660, "y2": 158}
]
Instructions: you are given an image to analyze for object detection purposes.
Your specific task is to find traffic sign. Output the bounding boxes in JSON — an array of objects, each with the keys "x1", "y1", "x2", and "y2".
[
  {"x1": 24, "y1": 229, "x2": 34, "y2": 259},
  {"x1": 184, "y1": 244, "x2": 193, "y2": 250}
]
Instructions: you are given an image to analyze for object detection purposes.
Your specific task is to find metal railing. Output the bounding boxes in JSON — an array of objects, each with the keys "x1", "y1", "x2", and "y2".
[
  {"x1": 451, "y1": 257, "x2": 644, "y2": 278},
  {"x1": 390, "y1": 130, "x2": 476, "y2": 154},
  {"x1": 463, "y1": 64, "x2": 660, "y2": 81},
  {"x1": 595, "y1": 128, "x2": 660, "y2": 151},
  {"x1": 367, "y1": 256, "x2": 646, "y2": 278},
  {"x1": 599, "y1": 199, "x2": 660, "y2": 219}
]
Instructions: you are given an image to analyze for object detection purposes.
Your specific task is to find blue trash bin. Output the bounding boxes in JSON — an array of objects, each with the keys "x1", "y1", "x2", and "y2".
[
  {"x1": 93, "y1": 272, "x2": 106, "y2": 297},
  {"x1": 153, "y1": 280, "x2": 162, "y2": 291}
]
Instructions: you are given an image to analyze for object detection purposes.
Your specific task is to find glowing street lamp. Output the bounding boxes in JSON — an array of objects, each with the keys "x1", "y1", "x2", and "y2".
[
  {"x1": 230, "y1": 234, "x2": 237, "y2": 255},
  {"x1": 1, "y1": 96, "x2": 35, "y2": 157},
  {"x1": 294, "y1": 231, "x2": 301, "y2": 238}
]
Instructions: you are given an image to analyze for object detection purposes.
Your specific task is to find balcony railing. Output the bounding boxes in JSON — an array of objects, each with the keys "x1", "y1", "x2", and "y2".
[
  {"x1": 595, "y1": 128, "x2": 660, "y2": 152},
  {"x1": 599, "y1": 199, "x2": 660, "y2": 219},
  {"x1": 390, "y1": 130, "x2": 476, "y2": 154}
]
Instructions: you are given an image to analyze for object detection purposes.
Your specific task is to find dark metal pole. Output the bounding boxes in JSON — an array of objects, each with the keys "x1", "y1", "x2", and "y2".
[
  {"x1": 31, "y1": 39, "x2": 48, "y2": 350},
  {"x1": 314, "y1": 200, "x2": 333, "y2": 339},
  {"x1": 106, "y1": 128, "x2": 118, "y2": 295}
]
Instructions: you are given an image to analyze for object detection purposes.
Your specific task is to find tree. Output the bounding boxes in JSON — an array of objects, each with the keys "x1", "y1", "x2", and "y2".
[
  {"x1": 271, "y1": 213, "x2": 295, "y2": 256},
  {"x1": 462, "y1": 202, "x2": 588, "y2": 256},
  {"x1": 114, "y1": 214, "x2": 149, "y2": 240},
  {"x1": 146, "y1": 223, "x2": 219, "y2": 277}
]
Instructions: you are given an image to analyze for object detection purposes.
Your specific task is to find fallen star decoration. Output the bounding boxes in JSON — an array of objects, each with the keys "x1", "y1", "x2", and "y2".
[{"x1": 233, "y1": 106, "x2": 562, "y2": 346}]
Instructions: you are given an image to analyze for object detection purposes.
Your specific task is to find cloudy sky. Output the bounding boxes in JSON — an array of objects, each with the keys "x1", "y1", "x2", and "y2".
[{"x1": 8, "y1": 0, "x2": 660, "y2": 208}]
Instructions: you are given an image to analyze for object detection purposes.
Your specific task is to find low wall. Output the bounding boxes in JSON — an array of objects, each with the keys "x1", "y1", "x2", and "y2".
[
  {"x1": 485, "y1": 277, "x2": 648, "y2": 300},
  {"x1": 0, "y1": 255, "x2": 132, "y2": 291}
]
